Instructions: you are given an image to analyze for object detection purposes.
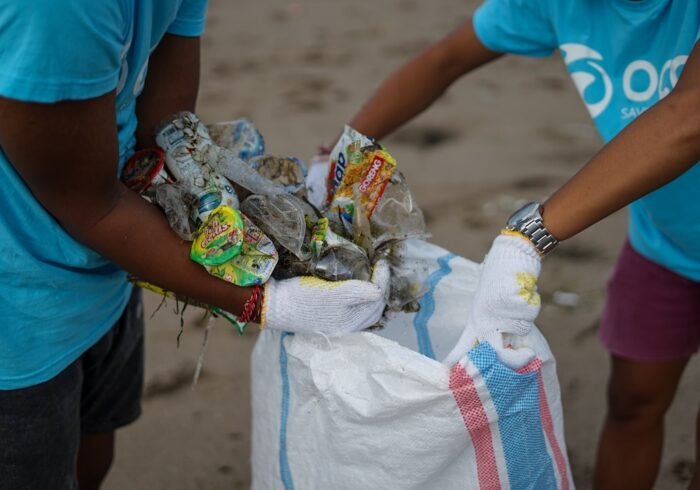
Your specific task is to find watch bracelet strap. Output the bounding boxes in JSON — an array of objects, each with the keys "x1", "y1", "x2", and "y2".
[{"x1": 506, "y1": 217, "x2": 558, "y2": 256}]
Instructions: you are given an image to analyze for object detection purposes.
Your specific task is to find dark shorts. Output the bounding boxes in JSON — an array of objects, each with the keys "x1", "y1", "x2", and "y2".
[
  {"x1": 0, "y1": 288, "x2": 144, "y2": 490},
  {"x1": 600, "y1": 241, "x2": 700, "y2": 362}
]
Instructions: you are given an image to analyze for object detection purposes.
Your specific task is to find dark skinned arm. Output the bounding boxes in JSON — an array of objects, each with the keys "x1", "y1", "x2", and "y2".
[
  {"x1": 542, "y1": 42, "x2": 700, "y2": 241},
  {"x1": 0, "y1": 35, "x2": 254, "y2": 317},
  {"x1": 135, "y1": 34, "x2": 201, "y2": 149}
]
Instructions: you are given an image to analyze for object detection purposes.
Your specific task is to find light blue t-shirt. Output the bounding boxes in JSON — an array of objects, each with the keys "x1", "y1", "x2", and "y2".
[
  {"x1": 474, "y1": 0, "x2": 700, "y2": 281},
  {"x1": 0, "y1": 0, "x2": 208, "y2": 389}
]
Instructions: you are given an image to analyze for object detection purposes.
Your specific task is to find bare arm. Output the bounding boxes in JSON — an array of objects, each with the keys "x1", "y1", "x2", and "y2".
[
  {"x1": 0, "y1": 35, "x2": 253, "y2": 316},
  {"x1": 349, "y1": 19, "x2": 501, "y2": 140},
  {"x1": 542, "y1": 42, "x2": 700, "y2": 241},
  {"x1": 136, "y1": 34, "x2": 201, "y2": 148}
]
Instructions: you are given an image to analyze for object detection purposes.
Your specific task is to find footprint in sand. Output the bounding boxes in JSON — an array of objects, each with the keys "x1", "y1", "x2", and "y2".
[
  {"x1": 143, "y1": 363, "x2": 195, "y2": 399},
  {"x1": 396, "y1": 0, "x2": 418, "y2": 12},
  {"x1": 211, "y1": 60, "x2": 234, "y2": 77},
  {"x1": 572, "y1": 318, "x2": 600, "y2": 345},
  {"x1": 462, "y1": 213, "x2": 488, "y2": 229},
  {"x1": 671, "y1": 459, "x2": 696, "y2": 484},
  {"x1": 511, "y1": 174, "x2": 561, "y2": 190},
  {"x1": 389, "y1": 124, "x2": 461, "y2": 149},
  {"x1": 269, "y1": 3, "x2": 304, "y2": 23},
  {"x1": 301, "y1": 47, "x2": 355, "y2": 67},
  {"x1": 536, "y1": 125, "x2": 600, "y2": 166},
  {"x1": 282, "y1": 75, "x2": 333, "y2": 113},
  {"x1": 523, "y1": 76, "x2": 568, "y2": 92}
]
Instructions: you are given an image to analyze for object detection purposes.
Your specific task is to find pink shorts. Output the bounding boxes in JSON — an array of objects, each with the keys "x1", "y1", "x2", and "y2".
[{"x1": 600, "y1": 241, "x2": 700, "y2": 362}]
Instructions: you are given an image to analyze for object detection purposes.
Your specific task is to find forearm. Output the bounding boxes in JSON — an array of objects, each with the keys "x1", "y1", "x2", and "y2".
[
  {"x1": 542, "y1": 85, "x2": 700, "y2": 240},
  {"x1": 67, "y1": 185, "x2": 253, "y2": 315},
  {"x1": 349, "y1": 20, "x2": 500, "y2": 140}
]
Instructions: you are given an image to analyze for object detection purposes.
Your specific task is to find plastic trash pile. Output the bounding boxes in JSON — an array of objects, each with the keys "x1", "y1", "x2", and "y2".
[{"x1": 122, "y1": 113, "x2": 431, "y2": 331}]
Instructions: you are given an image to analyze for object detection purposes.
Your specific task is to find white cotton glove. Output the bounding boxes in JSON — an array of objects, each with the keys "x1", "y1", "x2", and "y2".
[
  {"x1": 261, "y1": 260, "x2": 390, "y2": 336},
  {"x1": 443, "y1": 233, "x2": 542, "y2": 369}
]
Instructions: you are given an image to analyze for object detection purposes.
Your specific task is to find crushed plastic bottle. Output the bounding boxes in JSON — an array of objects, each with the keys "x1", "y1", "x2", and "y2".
[
  {"x1": 207, "y1": 145, "x2": 286, "y2": 196},
  {"x1": 369, "y1": 171, "x2": 428, "y2": 248},
  {"x1": 155, "y1": 112, "x2": 213, "y2": 182},
  {"x1": 377, "y1": 240, "x2": 431, "y2": 313},
  {"x1": 310, "y1": 218, "x2": 370, "y2": 281},
  {"x1": 155, "y1": 112, "x2": 239, "y2": 225},
  {"x1": 273, "y1": 249, "x2": 313, "y2": 280},
  {"x1": 155, "y1": 183, "x2": 197, "y2": 241},
  {"x1": 240, "y1": 193, "x2": 316, "y2": 260},
  {"x1": 314, "y1": 247, "x2": 371, "y2": 282}
]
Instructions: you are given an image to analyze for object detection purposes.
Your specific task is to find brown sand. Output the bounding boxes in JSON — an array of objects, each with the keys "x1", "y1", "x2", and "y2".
[{"x1": 104, "y1": 0, "x2": 699, "y2": 488}]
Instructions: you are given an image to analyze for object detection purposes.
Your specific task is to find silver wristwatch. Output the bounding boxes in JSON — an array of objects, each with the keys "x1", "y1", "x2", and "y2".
[{"x1": 505, "y1": 201, "x2": 559, "y2": 256}]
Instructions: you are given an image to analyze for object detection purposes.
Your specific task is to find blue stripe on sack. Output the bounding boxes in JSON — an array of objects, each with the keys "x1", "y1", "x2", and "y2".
[
  {"x1": 279, "y1": 333, "x2": 295, "y2": 490},
  {"x1": 468, "y1": 342, "x2": 558, "y2": 489},
  {"x1": 412, "y1": 253, "x2": 455, "y2": 359}
]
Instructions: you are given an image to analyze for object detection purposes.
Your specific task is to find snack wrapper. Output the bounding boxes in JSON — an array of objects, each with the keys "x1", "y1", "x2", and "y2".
[
  {"x1": 327, "y1": 146, "x2": 396, "y2": 234},
  {"x1": 205, "y1": 214, "x2": 279, "y2": 286},
  {"x1": 325, "y1": 125, "x2": 374, "y2": 206},
  {"x1": 121, "y1": 148, "x2": 172, "y2": 195},
  {"x1": 191, "y1": 206, "x2": 245, "y2": 267}
]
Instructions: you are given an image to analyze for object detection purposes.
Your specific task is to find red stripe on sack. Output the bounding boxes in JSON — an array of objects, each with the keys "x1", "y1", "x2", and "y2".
[
  {"x1": 516, "y1": 359, "x2": 570, "y2": 490},
  {"x1": 449, "y1": 364, "x2": 502, "y2": 489},
  {"x1": 516, "y1": 358, "x2": 543, "y2": 374},
  {"x1": 536, "y1": 371, "x2": 570, "y2": 490}
]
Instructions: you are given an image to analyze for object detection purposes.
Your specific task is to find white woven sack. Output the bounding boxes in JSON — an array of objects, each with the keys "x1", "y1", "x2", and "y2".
[{"x1": 251, "y1": 240, "x2": 574, "y2": 490}]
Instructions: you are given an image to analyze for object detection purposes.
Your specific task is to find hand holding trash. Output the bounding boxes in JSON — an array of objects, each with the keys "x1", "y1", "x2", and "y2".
[
  {"x1": 261, "y1": 259, "x2": 390, "y2": 335},
  {"x1": 443, "y1": 232, "x2": 542, "y2": 368},
  {"x1": 127, "y1": 116, "x2": 430, "y2": 338}
]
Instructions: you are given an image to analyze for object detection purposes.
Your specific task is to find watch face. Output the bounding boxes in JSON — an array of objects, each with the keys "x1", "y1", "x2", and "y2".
[{"x1": 507, "y1": 201, "x2": 541, "y2": 229}]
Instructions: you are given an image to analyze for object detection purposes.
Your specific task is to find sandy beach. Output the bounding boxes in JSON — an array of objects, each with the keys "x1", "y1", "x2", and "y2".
[{"x1": 104, "y1": 0, "x2": 699, "y2": 488}]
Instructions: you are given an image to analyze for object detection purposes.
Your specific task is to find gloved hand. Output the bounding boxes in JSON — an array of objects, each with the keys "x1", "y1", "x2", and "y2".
[
  {"x1": 442, "y1": 232, "x2": 542, "y2": 368},
  {"x1": 261, "y1": 260, "x2": 390, "y2": 336}
]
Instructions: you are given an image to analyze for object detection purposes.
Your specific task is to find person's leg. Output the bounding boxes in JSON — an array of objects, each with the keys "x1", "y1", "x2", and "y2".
[
  {"x1": 594, "y1": 355, "x2": 689, "y2": 490},
  {"x1": 596, "y1": 241, "x2": 700, "y2": 490},
  {"x1": 76, "y1": 432, "x2": 116, "y2": 490},
  {"x1": 78, "y1": 288, "x2": 145, "y2": 489}
]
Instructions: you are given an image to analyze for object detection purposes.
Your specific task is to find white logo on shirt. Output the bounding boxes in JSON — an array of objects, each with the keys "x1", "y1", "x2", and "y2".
[
  {"x1": 560, "y1": 43, "x2": 687, "y2": 120},
  {"x1": 560, "y1": 43, "x2": 613, "y2": 118}
]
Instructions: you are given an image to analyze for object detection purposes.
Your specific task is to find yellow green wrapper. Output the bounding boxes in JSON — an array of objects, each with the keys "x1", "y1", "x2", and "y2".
[
  {"x1": 205, "y1": 213, "x2": 279, "y2": 286},
  {"x1": 191, "y1": 206, "x2": 245, "y2": 266}
]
